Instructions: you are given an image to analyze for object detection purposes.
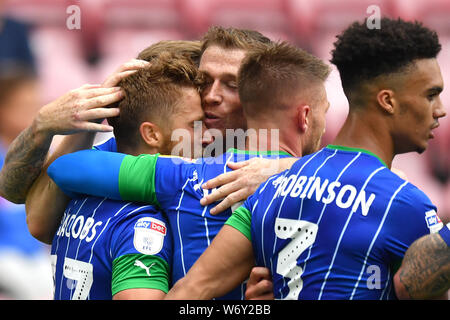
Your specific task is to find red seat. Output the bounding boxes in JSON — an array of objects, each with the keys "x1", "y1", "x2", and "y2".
[
  {"x1": 102, "y1": 0, "x2": 182, "y2": 29},
  {"x1": 29, "y1": 26, "x2": 91, "y2": 102},
  {"x1": 393, "y1": 0, "x2": 450, "y2": 34},
  {"x1": 96, "y1": 28, "x2": 186, "y2": 82},
  {"x1": 4, "y1": 0, "x2": 74, "y2": 26},
  {"x1": 286, "y1": 0, "x2": 396, "y2": 42},
  {"x1": 181, "y1": 0, "x2": 291, "y2": 38}
]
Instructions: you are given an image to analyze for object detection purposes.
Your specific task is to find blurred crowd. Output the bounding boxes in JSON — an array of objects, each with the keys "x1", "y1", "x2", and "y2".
[{"x1": 0, "y1": 0, "x2": 449, "y2": 299}]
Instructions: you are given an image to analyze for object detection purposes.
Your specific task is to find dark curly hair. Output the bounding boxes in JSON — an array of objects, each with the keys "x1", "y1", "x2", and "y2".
[{"x1": 331, "y1": 18, "x2": 441, "y2": 93}]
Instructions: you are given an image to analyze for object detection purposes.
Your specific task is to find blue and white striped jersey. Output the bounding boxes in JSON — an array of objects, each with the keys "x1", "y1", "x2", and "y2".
[
  {"x1": 47, "y1": 147, "x2": 292, "y2": 299},
  {"x1": 229, "y1": 145, "x2": 442, "y2": 300},
  {"x1": 51, "y1": 196, "x2": 173, "y2": 300}
]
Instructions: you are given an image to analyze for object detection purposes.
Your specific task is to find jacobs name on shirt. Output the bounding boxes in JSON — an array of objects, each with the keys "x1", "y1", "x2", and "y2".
[{"x1": 55, "y1": 212, "x2": 103, "y2": 242}]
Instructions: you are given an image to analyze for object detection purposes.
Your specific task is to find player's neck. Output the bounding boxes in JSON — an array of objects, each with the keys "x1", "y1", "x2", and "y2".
[
  {"x1": 332, "y1": 111, "x2": 394, "y2": 168},
  {"x1": 244, "y1": 119, "x2": 302, "y2": 157},
  {"x1": 117, "y1": 144, "x2": 160, "y2": 157}
]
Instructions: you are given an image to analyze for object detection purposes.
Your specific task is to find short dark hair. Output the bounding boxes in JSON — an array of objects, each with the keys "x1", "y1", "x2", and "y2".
[
  {"x1": 109, "y1": 52, "x2": 202, "y2": 150},
  {"x1": 331, "y1": 18, "x2": 441, "y2": 93},
  {"x1": 200, "y1": 26, "x2": 272, "y2": 55},
  {"x1": 238, "y1": 41, "x2": 330, "y2": 116}
]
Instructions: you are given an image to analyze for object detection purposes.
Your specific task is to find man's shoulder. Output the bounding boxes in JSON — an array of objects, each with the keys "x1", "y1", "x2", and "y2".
[{"x1": 72, "y1": 196, "x2": 162, "y2": 219}]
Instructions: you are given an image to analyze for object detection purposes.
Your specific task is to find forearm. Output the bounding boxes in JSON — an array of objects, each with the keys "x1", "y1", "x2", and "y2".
[
  {"x1": 0, "y1": 121, "x2": 53, "y2": 203},
  {"x1": 48, "y1": 150, "x2": 127, "y2": 200},
  {"x1": 166, "y1": 267, "x2": 219, "y2": 300},
  {"x1": 25, "y1": 133, "x2": 97, "y2": 243},
  {"x1": 394, "y1": 233, "x2": 450, "y2": 299},
  {"x1": 26, "y1": 171, "x2": 69, "y2": 244},
  {"x1": 0, "y1": 81, "x2": 123, "y2": 203}
]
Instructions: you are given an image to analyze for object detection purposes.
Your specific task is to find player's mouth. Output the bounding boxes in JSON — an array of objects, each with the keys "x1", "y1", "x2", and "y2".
[
  {"x1": 204, "y1": 112, "x2": 221, "y2": 127},
  {"x1": 429, "y1": 122, "x2": 440, "y2": 139}
]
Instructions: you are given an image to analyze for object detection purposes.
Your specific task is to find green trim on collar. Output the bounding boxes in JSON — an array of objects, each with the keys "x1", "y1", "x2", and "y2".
[
  {"x1": 326, "y1": 144, "x2": 388, "y2": 168},
  {"x1": 227, "y1": 148, "x2": 293, "y2": 157}
]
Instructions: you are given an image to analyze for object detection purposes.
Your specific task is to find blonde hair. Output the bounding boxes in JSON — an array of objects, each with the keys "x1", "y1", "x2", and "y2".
[{"x1": 109, "y1": 52, "x2": 203, "y2": 149}]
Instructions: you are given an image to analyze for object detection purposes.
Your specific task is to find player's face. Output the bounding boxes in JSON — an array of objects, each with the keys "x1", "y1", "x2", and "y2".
[
  {"x1": 393, "y1": 58, "x2": 446, "y2": 154},
  {"x1": 303, "y1": 84, "x2": 330, "y2": 155},
  {"x1": 199, "y1": 45, "x2": 247, "y2": 134},
  {"x1": 163, "y1": 87, "x2": 211, "y2": 158}
]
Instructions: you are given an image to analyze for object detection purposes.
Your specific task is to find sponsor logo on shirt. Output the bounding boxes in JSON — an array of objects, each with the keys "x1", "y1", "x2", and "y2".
[
  {"x1": 134, "y1": 259, "x2": 155, "y2": 277},
  {"x1": 134, "y1": 219, "x2": 166, "y2": 235},
  {"x1": 133, "y1": 217, "x2": 166, "y2": 255},
  {"x1": 425, "y1": 210, "x2": 443, "y2": 233}
]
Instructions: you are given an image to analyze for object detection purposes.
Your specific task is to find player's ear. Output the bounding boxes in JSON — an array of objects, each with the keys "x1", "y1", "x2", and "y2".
[
  {"x1": 376, "y1": 89, "x2": 395, "y2": 115},
  {"x1": 139, "y1": 121, "x2": 165, "y2": 148},
  {"x1": 297, "y1": 104, "x2": 310, "y2": 133}
]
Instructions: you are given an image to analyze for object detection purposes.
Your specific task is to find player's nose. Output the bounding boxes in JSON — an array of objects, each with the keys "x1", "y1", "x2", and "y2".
[
  {"x1": 433, "y1": 99, "x2": 447, "y2": 119},
  {"x1": 203, "y1": 81, "x2": 222, "y2": 106}
]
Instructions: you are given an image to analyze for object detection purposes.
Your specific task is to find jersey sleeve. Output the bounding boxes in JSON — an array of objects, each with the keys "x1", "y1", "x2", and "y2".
[
  {"x1": 382, "y1": 184, "x2": 441, "y2": 264},
  {"x1": 225, "y1": 194, "x2": 256, "y2": 242},
  {"x1": 48, "y1": 149, "x2": 196, "y2": 210},
  {"x1": 118, "y1": 154, "x2": 195, "y2": 210},
  {"x1": 110, "y1": 208, "x2": 173, "y2": 295},
  {"x1": 47, "y1": 149, "x2": 126, "y2": 200}
]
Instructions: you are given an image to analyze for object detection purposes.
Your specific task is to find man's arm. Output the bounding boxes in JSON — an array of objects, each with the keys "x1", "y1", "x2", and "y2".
[
  {"x1": 24, "y1": 59, "x2": 149, "y2": 242},
  {"x1": 0, "y1": 84, "x2": 122, "y2": 204},
  {"x1": 47, "y1": 151, "x2": 161, "y2": 205},
  {"x1": 0, "y1": 58, "x2": 147, "y2": 204},
  {"x1": 25, "y1": 133, "x2": 100, "y2": 243},
  {"x1": 0, "y1": 122, "x2": 53, "y2": 204},
  {"x1": 113, "y1": 288, "x2": 165, "y2": 300},
  {"x1": 165, "y1": 225, "x2": 254, "y2": 299},
  {"x1": 201, "y1": 157, "x2": 298, "y2": 214},
  {"x1": 394, "y1": 228, "x2": 450, "y2": 300}
]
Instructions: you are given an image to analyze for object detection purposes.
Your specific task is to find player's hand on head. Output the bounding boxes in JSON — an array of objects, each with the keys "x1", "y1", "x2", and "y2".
[
  {"x1": 102, "y1": 59, "x2": 150, "y2": 88},
  {"x1": 34, "y1": 84, "x2": 124, "y2": 135},
  {"x1": 245, "y1": 267, "x2": 274, "y2": 300},
  {"x1": 201, "y1": 157, "x2": 288, "y2": 215}
]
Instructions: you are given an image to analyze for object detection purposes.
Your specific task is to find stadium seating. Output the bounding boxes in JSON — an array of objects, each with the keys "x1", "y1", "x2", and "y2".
[
  {"x1": 3, "y1": 0, "x2": 72, "y2": 26},
  {"x1": 180, "y1": 0, "x2": 292, "y2": 39},
  {"x1": 102, "y1": 0, "x2": 183, "y2": 30},
  {"x1": 96, "y1": 27, "x2": 186, "y2": 83},
  {"x1": 2, "y1": 0, "x2": 449, "y2": 218},
  {"x1": 393, "y1": 0, "x2": 450, "y2": 34},
  {"x1": 286, "y1": 0, "x2": 396, "y2": 41},
  {"x1": 28, "y1": 26, "x2": 92, "y2": 103}
]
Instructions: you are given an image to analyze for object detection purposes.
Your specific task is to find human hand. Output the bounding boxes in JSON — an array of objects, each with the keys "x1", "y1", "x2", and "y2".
[
  {"x1": 102, "y1": 59, "x2": 150, "y2": 88},
  {"x1": 34, "y1": 84, "x2": 123, "y2": 135},
  {"x1": 245, "y1": 267, "x2": 274, "y2": 300},
  {"x1": 201, "y1": 157, "x2": 297, "y2": 214}
]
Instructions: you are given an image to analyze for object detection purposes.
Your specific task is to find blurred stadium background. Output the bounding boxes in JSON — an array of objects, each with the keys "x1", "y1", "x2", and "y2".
[{"x1": 0, "y1": 0, "x2": 449, "y2": 299}]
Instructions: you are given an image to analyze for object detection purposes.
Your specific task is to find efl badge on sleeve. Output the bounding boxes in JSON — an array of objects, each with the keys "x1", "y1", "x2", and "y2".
[{"x1": 133, "y1": 217, "x2": 167, "y2": 255}]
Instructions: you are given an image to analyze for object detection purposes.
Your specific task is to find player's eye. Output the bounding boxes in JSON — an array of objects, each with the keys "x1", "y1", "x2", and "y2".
[
  {"x1": 226, "y1": 81, "x2": 238, "y2": 89},
  {"x1": 427, "y1": 93, "x2": 438, "y2": 101}
]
